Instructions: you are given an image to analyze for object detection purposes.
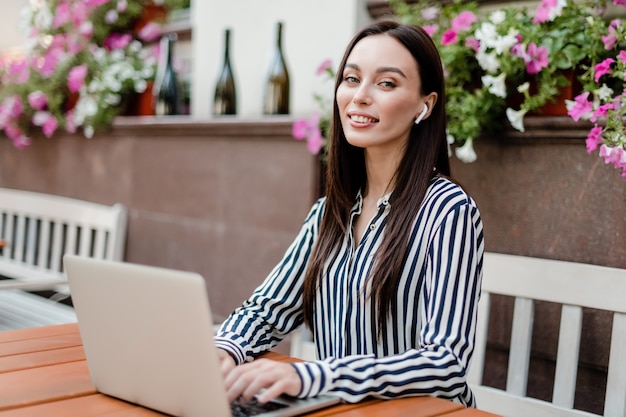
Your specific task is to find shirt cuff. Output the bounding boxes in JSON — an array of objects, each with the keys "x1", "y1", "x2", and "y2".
[
  {"x1": 214, "y1": 332, "x2": 250, "y2": 365},
  {"x1": 291, "y1": 361, "x2": 335, "y2": 398}
]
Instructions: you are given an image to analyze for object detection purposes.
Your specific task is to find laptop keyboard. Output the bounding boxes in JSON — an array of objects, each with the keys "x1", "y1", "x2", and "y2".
[{"x1": 231, "y1": 398, "x2": 289, "y2": 417}]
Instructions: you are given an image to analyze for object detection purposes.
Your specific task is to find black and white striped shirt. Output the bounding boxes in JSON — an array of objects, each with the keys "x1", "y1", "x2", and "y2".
[{"x1": 215, "y1": 176, "x2": 484, "y2": 406}]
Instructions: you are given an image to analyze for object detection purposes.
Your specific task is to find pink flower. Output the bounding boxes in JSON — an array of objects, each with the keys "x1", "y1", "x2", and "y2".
[
  {"x1": 36, "y1": 47, "x2": 63, "y2": 78},
  {"x1": 32, "y1": 111, "x2": 58, "y2": 138},
  {"x1": 441, "y1": 29, "x2": 459, "y2": 46},
  {"x1": 138, "y1": 22, "x2": 162, "y2": 43},
  {"x1": 71, "y1": 2, "x2": 88, "y2": 27},
  {"x1": 423, "y1": 24, "x2": 439, "y2": 37},
  {"x1": 104, "y1": 33, "x2": 132, "y2": 50},
  {"x1": 4, "y1": 125, "x2": 31, "y2": 149},
  {"x1": 65, "y1": 110, "x2": 77, "y2": 134},
  {"x1": 306, "y1": 127, "x2": 324, "y2": 154},
  {"x1": 602, "y1": 31, "x2": 618, "y2": 50},
  {"x1": 585, "y1": 126, "x2": 604, "y2": 152},
  {"x1": 590, "y1": 103, "x2": 614, "y2": 123},
  {"x1": 27, "y1": 91, "x2": 48, "y2": 110},
  {"x1": 594, "y1": 58, "x2": 615, "y2": 83},
  {"x1": 53, "y1": 2, "x2": 72, "y2": 28},
  {"x1": 465, "y1": 37, "x2": 480, "y2": 52},
  {"x1": 567, "y1": 92, "x2": 593, "y2": 122},
  {"x1": 85, "y1": 0, "x2": 111, "y2": 6},
  {"x1": 533, "y1": 0, "x2": 565, "y2": 24},
  {"x1": 619, "y1": 50, "x2": 626, "y2": 64},
  {"x1": 524, "y1": 43, "x2": 549, "y2": 75},
  {"x1": 5, "y1": 59, "x2": 30, "y2": 84},
  {"x1": 68, "y1": 64, "x2": 88, "y2": 93},
  {"x1": 315, "y1": 59, "x2": 333, "y2": 76},
  {"x1": 599, "y1": 144, "x2": 623, "y2": 166},
  {"x1": 292, "y1": 113, "x2": 325, "y2": 155},
  {"x1": 614, "y1": 0, "x2": 626, "y2": 7},
  {"x1": 451, "y1": 11, "x2": 478, "y2": 32},
  {"x1": 292, "y1": 115, "x2": 318, "y2": 140}
]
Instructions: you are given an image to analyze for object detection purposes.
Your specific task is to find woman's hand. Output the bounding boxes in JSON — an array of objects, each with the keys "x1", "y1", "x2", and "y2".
[
  {"x1": 223, "y1": 358, "x2": 302, "y2": 404},
  {"x1": 217, "y1": 349, "x2": 237, "y2": 379}
]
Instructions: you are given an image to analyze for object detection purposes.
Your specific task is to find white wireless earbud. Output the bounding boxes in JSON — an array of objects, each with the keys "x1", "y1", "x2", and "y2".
[{"x1": 414, "y1": 105, "x2": 429, "y2": 125}]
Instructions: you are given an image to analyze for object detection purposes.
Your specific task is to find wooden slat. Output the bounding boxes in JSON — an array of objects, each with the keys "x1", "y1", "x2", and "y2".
[
  {"x1": 313, "y1": 396, "x2": 463, "y2": 417},
  {"x1": 0, "y1": 360, "x2": 95, "y2": 411},
  {"x1": 14, "y1": 215, "x2": 25, "y2": 262},
  {"x1": 36, "y1": 218, "x2": 51, "y2": 270},
  {"x1": 483, "y1": 253, "x2": 626, "y2": 314},
  {"x1": 471, "y1": 385, "x2": 598, "y2": 417},
  {"x1": 553, "y1": 305, "x2": 582, "y2": 408},
  {"x1": 467, "y1": 292, "x2": 490, "y2": 385},
  {"x1": 4, "y1": 212, "x2": 14, "y2": 258},
  {"x1": 0, "y1": 333, "x2": 82, "y2": 358},
  {"x1": 24, "y1": 217, "x2": 37, "y2": 266},
  {"x1": 0, "y1": 346, "x2": 85, "y2": 373},
  {"x1": 506, "y1": 297, "x2": 533, "y2": 396},
  {"x1": 604, "y1": 312, "x2": 626, "y2": 417},
  {"x1": 0, "y1": 394, "x2": 165, "y2": 417},
  {"x1": 50, "y1": 222, "x2": 63, "y2": 273},
  {"x1": 79, "y1": 226, "x2": 91, "y2": 257},
  {"x1": 93, "y1": 228, "x2": 107, "y2": 260},
  {"x1": 0, "y1": 323, "x2": 79, "y2": 343}
]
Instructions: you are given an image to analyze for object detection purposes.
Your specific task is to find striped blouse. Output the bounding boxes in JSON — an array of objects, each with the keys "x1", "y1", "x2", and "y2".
[{"x1": 215, "y1": 176, "x2": 484, "y2": 407}]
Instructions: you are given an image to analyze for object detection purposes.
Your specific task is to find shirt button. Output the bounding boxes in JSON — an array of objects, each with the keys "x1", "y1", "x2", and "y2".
[
  {"x1": 369, "y1": 224, "x2": 376, "y2": 231},
  {"x1": 382, "y1": 198, "x2": 389, "y2": 205}
]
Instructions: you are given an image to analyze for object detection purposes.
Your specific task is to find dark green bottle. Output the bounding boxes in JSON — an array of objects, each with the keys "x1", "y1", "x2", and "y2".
[
  {"x1": 263, "y1": 22, "x2": 290, "y2": 115},
  {"x1": 213, "y1": 28, "x2": 237, "y2": 115}
]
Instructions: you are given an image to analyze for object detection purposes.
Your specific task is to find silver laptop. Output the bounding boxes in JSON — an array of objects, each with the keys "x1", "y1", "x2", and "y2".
[{"x1": 63, "y1": 255, "x2": 341, "y2": 417}]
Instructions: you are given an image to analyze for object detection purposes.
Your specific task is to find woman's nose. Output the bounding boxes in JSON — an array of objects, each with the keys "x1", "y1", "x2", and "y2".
[{"x1": 352, "y1": 85, "x2": 371, "y2": 105}]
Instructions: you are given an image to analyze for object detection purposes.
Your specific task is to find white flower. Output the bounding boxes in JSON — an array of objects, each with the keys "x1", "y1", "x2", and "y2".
[
  {"x1": 493, "y1": 29, "x2": 519, "y2": 55},
  {"x1": 482, "y1": 73, "x2": 507, "y2": 98},
  {"x1": 422, "y1": 6, "x2": 440, "y2": 21},
  {"x1": 489, "y1": 10, "x2": 506, "y2": 25},
  {"x1": 546, "y1": 0, "x2": 567, "y2": 22},
  {"x1": 134, "y1": 79, "x2": 147, "y2": 93},
  {"x1": 475, "y1": 22, "x2": 498, "y2": 46},
  {"x1": 506, "y1": 108, "x2": 528, "y2": 132},
  {"x1": 597, "y1": 84, "x2": 614, "y2": 101},
  {"x1": 517, "y1": 82, "x2": 530, "y2": 94},
  {"x1": 455, "y1": 138, "x2": 478, "y2": 163},
  {"x1": 476, "y1": 50, "x2": 500, "y2": 73},
  {"x1": 105, "y1": 10, "x2": 119, "y2": 24},
  {"x1": 84, "y1": 125, "x2": 94, "y2": 138},
  {"x1": 33, "y1": 5, "x2": 53, "y2": 31}
]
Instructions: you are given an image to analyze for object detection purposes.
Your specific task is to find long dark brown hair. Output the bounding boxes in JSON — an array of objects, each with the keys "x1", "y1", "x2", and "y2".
[{"x1": 302, "y1": 21, "x2": 450, "y2": 337}]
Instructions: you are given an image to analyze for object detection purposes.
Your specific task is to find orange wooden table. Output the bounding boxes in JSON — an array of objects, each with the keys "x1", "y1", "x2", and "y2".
[{"x1": 0, "y1": 324, "x2": 500, "y2": 416}]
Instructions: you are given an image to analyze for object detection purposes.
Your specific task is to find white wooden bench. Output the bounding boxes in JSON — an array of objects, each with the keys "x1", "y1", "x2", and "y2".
[
  {"x1": 289, "y1": 252, "x2": 626, "y2": 417},
  {"x1": 0, "y1": 187, "x2": 128, "y2": 293},
  {"x1": 469, "y1": 252, "x2": 626, "y2": 417}
]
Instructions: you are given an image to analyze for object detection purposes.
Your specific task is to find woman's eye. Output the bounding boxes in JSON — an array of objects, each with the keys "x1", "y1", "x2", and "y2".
[
  {"x1": 344, "y1": 75, "x2": 359, "y2": 84},
  {"x1": 380, "y1": 80, "x2": 396, "y2": 88}
]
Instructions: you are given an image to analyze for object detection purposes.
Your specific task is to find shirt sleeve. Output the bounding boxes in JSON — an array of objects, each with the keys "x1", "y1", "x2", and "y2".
[
  {"x1": 291, "y1": 203, "x2": 483, "y2": 407},
  {"x1": 214, "y1": 198, "x2": 325, "y2": 365}
]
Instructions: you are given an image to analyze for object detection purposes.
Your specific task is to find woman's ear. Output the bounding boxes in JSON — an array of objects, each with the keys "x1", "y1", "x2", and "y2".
[{"x1": 419, "y1": 92, "x2": 438, "y2": 122}]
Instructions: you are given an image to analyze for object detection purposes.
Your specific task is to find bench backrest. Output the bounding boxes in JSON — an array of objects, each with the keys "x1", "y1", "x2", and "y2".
[
  {"x1": 468, "y1": 252, "x2": 626, "y2": 417},
  {"x1": 0, "y1": 188, "x2": 128, "y2": 291}
]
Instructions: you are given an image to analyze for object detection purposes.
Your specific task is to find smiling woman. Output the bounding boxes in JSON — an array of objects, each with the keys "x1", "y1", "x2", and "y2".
[{"x1": 215, "y1": 20, "x2": 484, "y2": 409}]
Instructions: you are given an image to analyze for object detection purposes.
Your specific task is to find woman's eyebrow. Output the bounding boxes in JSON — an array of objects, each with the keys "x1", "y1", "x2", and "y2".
[{"x1": 344, "y1": 63, "x2": 407, "y2": 79}]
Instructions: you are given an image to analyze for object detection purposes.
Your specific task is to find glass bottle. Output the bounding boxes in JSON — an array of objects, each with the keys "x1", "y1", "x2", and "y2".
[
  {"x1": 213, "y1": 28, "x2": 237, "y2": 115},
  {"x1": 263, "y1": 21, "x2": 290, "y2": 115},
  {"x1": 152, "y1": 33, "x2": 183, "y2": 116}
]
